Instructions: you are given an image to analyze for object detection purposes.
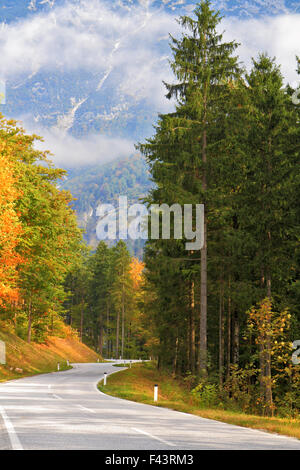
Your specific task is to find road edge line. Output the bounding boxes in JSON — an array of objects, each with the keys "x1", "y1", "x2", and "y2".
[{"x1": 0, "y1": 406, "x2": 23, "y2": 450}]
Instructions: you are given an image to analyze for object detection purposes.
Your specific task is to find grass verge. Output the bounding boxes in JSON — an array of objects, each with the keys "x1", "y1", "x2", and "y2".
[
  {"x1": 0, "y1": 325, "x2": 101, "y2": 382},
  {"x1": 98, "y1": 362, "x2": 300, "y2": 441}
]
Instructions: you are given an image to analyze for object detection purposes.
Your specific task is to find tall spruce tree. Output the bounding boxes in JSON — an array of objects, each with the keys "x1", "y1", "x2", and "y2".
[
  {"x1": 140, "y1": 0, "x2": 241, "y2": 376},
  {"x1": 235, "y1": 55, "x2": 299, "y2": 414}
]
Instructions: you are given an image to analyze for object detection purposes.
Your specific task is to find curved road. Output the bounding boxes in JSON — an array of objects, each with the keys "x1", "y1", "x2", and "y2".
[{"x1": 0, "y1": 362, "x2": 299, "y2": 450}]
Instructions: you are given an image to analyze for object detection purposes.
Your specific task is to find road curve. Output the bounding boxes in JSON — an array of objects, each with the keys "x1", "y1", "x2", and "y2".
[{"x1": 0, "y1": 362, "x2": 299, "y2": 450}]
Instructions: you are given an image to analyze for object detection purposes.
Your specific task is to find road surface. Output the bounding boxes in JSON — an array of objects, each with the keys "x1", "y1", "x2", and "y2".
[{"x1": 0, "y1": 362, "x2": 299, "y2": 450}]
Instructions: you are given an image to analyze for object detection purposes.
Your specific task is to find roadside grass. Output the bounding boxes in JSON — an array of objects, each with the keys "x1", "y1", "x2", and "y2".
[
  {"x1": 98, "y1": 362, "x2": 300, "y2": 441},
  {"x1": 0, "y1": 326, "x2": 101, "y2": 382}
]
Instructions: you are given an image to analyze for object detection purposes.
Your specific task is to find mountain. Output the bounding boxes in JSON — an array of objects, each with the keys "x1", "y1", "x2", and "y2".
[
  {"x1": 0, "y1": 0, "x2": 297, "y2": 254},
  {"x1": 61, "y1": 153, "x2": 152, "y2": 255},
  {"x1": 1, "y1": 0, "x2": 297, "y2": 145}
]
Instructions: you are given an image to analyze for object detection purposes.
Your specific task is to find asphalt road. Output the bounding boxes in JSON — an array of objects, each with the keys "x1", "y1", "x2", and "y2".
[{"x1": 0, "y1": 362, "x2": 299, "y2": 450}]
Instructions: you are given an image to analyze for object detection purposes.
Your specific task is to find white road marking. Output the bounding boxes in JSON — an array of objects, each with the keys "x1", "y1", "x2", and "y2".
[
  {"x1": 52, "y1": 394, "x2": 62, "y2": 400},
  {"x1": 77, "y1": 405, "x2": 95, "y2": 413},
  {"x1": 132, "y1": 427, "x2": 176, "y2": 447},
  {"x1": 0, "y1": 406, "x2": 23, "y2": 450}
]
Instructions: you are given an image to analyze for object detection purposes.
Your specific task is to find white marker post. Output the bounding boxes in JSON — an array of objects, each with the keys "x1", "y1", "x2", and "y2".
[
  {"x1": 57, "y1": 363, "x2": 60, "y2": 371},
  {"x1": 0, "y1": 341, "x2": 6, "y2": 365},
  {"x1": 104, "y1": 372, "x2": 107, "y2": 386},
  {"x1": 67, "y1": 360, "x2": 70, "y2": 367},
  {"x1": 154, "y1": 384, "x2": 158, "y2": 402}
]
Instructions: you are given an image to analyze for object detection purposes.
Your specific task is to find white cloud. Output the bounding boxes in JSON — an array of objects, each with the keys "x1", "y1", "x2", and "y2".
[
  {"x1": 0, "y1": 0, "x2": 179, "y2": 112},
  {"x1": 0, "y1": 0, "x2": 177, "y2": 77},
  {"x1": 222, "y1": 14, "x2": 300, "y2": 83},
  {"x1": 18, "y1": 116, "x2": 135, "y2": 167},
  {"x1": 1, "y1": 2, "x2": 298, "y2": 96},
  {"x1": 1, "y1": 1, "x2": 300, "y2": 168},
  {"x1": 37, "y1": 128, "x2": 135, "y2": 167}
]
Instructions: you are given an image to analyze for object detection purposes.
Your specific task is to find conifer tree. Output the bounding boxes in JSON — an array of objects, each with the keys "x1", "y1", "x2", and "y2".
[{"x1": 140, "y1": 0, "x2": 241, "y2": 376}]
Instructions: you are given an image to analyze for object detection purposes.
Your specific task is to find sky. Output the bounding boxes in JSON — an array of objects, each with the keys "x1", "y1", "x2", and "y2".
[{"x1": 0, "y1": 0, "x2": 299, "y2": 167}]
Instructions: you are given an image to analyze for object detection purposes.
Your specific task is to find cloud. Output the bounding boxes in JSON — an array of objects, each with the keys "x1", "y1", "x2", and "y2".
[
  {"x1": 0, "y1": 0, "x2": 179, "y2": 114},
  {"x1": 1, "y1": 1, "x2": 300, "y2": 168},
  {"x1": 222, "y1": 14, "x2": 300, "y2": 83},
  {"x1": 36, "y1": 128, "x2": 135, "y2": 168},
  {"x1": 18, "y1": 116, "x2": 135, "y2": 167},
  {"x1": 1, "y1": 2, "x2": 298, "y2": 96},
  {"x1": 0, "y1": 1, "x2": 177, "y2": 77}
]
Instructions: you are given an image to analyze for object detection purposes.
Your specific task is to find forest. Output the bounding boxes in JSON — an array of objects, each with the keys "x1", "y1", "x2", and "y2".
[
  {"x1": 0, "y1": 0, "x2": 299, "y2": 420},
  {"x1": 61, "y1": 153, "x2": 152, "y2": 253},
  {"x1": 136, "y1": 0, "x2": 300, "y2": 417},
  {"x1": 0, "y1": 114, "x2": 83, "y2": 343}
]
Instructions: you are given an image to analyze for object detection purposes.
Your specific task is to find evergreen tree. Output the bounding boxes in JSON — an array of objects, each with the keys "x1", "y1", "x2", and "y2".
[{"x1": 139, "y1": 0, "x2": 242, "y2": 376}]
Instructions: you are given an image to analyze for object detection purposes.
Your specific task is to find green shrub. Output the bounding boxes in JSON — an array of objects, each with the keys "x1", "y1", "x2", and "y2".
[{"x1": 191, "y1": 383, "x2": 219, "y2": 407}]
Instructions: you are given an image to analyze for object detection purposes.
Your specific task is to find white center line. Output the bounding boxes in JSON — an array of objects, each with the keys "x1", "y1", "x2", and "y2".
[
  {"x1": 0, "y1": 406, "x2": 23, "y2": 450},
  {"x1": 77, "y1": 405, "x2": 96, "y2": 413},
  {"x1": 132, "y1": 427, "x2": 176, "y2": 447}
]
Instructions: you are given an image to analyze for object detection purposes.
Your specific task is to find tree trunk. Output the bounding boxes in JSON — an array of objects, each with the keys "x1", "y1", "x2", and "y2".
[
  {"x1": 187, "y1": 317, "x2": 190, "y2": 371},
  {"x1": 267, "y1": 270, "x2": 271, "y2": 299},
  {"x1": 264, "y1": 342, "x2": 273, "y2": 416},
  {"x1": 99, "y1": 321, "x2": 103, "y2": 356},
  {"x1": 232, "y1": 310, "x2": 239, "y2": 365},
  {"x1": 27, "y1": 301, "x2": 32, "y2": 344},
  {"x1": 190, "y1": 281, "x2": 196, "y2": 373},
  {"x1": 226, "y1": 282, "x2": 232, "y2": 380},
  {"x1": 173, "y1": 336, "x2": 179, "y2": 377},
  {"x1": 116, "y1": 310, "x2": 120, "y2": 358},
  {"x1": 219, "y1": 278, "x2": 225, "y2": 389},
  {"x1": 106, "y1": 302, "x2": 110, "y2": 357},
  {"x1": 199, "y1": 217, "x2": 207, "y2": 377},
  {"x1": 80, "y1": 304, "x2": 84, "y2": 342},
  {"x1": 198, "y1": 69, "x2": 208, "y2": 377},
  {"x1": 265, "y1": 270, "x2": 273, "y2": 416},
  {"x1": 121, "y1": 286, "x2": 125, "y2": 359}
]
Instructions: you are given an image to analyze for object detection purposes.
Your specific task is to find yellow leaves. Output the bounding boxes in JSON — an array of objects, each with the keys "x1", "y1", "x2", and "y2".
[
  {"x1": 0, "y1": 149, "x2": 23, "y2": 304},
  {"x1": 129, "y1": 257, "x2": 145, "y2": 289}
]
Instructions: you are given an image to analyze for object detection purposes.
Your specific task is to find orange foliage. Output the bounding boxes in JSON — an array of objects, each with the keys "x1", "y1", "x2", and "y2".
[
  {"x1": 129, "y1": 257, "x2": 145, "y2": 289},
  {"x1": 0, "y1": 146, "x2": 23, "y2": 305}
]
